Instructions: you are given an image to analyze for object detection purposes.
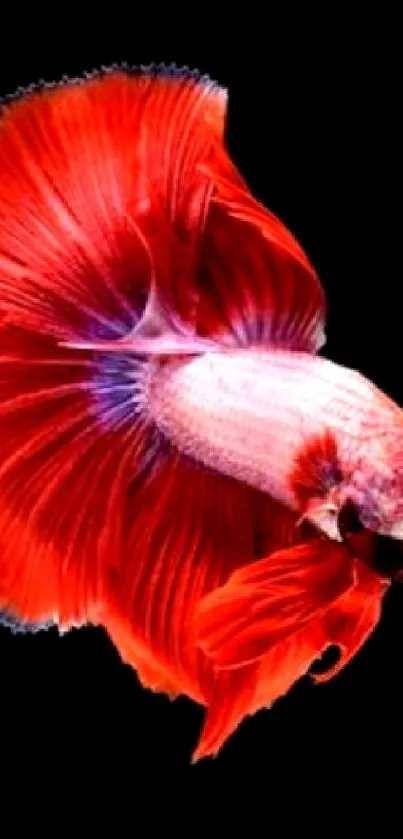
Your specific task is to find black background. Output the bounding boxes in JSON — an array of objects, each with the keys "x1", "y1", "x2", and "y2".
[{"x1": 0, "y1": 23, "x2": 400, "y2": 807}]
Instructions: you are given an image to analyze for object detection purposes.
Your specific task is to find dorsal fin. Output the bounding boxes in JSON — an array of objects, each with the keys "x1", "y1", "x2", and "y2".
[{"x1": 0, "y1": 64, "x2": 227, "y2": 343}]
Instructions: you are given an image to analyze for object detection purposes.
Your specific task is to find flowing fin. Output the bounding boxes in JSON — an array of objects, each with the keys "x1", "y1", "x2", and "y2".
[
  {"x1": 191, "y1": 667, "x2": 257, "y2": 762},
  {"x1": 290, "y1": 429, "x2": 349, "y2": 539},
  {"x1": 0, "y1": 65, "x2": 226, "y2": 342},
  {"x1": 252, "y1": 620, "x2": 329, "y2": 712},
  {"x1": 0, "y1": 65, "x2": 329, "y2": 761},
  {"x1": 197, "y1": 540, "x2": 354, "y2": 669},
  {"x1": 193, "y1": 566, "x2": 383, "y2": 755},
  {"x1": 195, "y1": 153, "x2": 326, "y2": 352},
  {"x1": 195, "y1": 546, "x2": 387, "y2": 737},
  {"x1": 101, "y1": 456, "x2": 300, "y2": 702},
  {"x1": 0, "y1": 323, "x2": 164, "y2": 626},
  {"x1": 251, "y1": 570, "x2": 382, "y2": 713},
  {"x1": 0, "y1": 66, "x2": 229, "y2": 625},
  {"x1": 313, "y1": 562, "x2": 387, "y2": 682},
  {"x1": 101, "y1": 466, "x2": 299, "y2": 762},
  {"x1": 102, "y1": 608, "x2": 182, "y2": 699}
]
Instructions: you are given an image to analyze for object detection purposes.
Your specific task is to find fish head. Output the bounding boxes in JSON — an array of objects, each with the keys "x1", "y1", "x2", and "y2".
[
  {"x1": 347, "y1": 428, "x2": 403, "y2": 541},
  {"x1": 292, "y1": 419, "x2": 403, "y2": 545}
]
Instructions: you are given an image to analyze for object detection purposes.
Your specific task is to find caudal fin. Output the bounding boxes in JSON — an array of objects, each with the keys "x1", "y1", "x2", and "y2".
[{"x1": 0, "y1": 66, "x2": 227, "y2": 627}]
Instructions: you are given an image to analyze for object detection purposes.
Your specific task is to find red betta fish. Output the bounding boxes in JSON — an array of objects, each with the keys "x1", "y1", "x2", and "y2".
[{"x1": 0, "y1": 64, "x2": 400, "y2": 761}]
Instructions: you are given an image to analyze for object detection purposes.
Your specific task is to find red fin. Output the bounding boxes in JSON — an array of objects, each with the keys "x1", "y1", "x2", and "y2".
[
  {"x1": 197, "y1": 540, "x2": 354, "y2": 669},
  {"x1": 101, "y1": 458, "x2": 298, "y2": 702},
  {"x1": 98, "y1": 471, "x2": 300, "y2": 763},
  {"x1": 196, "y1": 153, "x2": 326, "y2": 352},
  {"x1": 253, "y1": 621, "x2": 329, "y2": 712},
  {"x1": 194, "y1": 542, "x2": 387, "y2": 744},
  {"x1": 0, "y1": 65, "x2": 328, "y2": 759},
  {"x1": 1, "y1": 64, "x2": 325, "y2": 357},
  {"x1": 0, "y1": 315, "x2": 308, "y2": 757},
  {"x1": 0, "y1": 66, "x2": 226, "y2": 342},
  {"x1": 290, "y1": 429, "x2": 343, "y2": 507},
  {"x1": 191, "y1": 667, "x2": 257, "y2": 762},
  {"x1": 313, "y1": 561, "x2": 387, "y2": 682},
  {"x1": 101, "y1": 608, "x2": 182, "y2": 699},
  {"x1": 0, "y1": 323, "x2": 161, "y2": 626},
  {"x1": 0, "y1": 66, "x2": 228, "y2": 624},
  {"x1": 289, "y1": 429, "x2": 349, "y2": 539}
]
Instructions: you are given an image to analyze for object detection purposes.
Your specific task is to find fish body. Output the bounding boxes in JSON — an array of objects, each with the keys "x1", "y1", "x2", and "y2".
[
  {"x1": 147, "y1": 348, "x2": 398, "y2": 514},
  {"x1": 0, "y1": 65, "x2": 401, "y2": 761}
]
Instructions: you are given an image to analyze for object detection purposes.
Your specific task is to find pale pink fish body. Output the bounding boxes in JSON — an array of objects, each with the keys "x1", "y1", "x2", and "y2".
[
  {"x1": 149, "y1": 349, "x2": 393, "y2": 498},
  {"x1": 148, "y1": 348, "x2": 403, "y2": 537}
]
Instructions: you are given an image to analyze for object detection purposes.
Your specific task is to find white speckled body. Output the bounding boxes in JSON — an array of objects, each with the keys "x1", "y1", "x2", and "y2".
[{"x1": 147, "y1": 348, "x2": 399, "y2": 515}]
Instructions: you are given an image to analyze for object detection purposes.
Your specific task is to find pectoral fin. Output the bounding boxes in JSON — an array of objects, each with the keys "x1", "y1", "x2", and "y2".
[{"x1": 298, "y1": 497, "x2": 343, "y2": 542}]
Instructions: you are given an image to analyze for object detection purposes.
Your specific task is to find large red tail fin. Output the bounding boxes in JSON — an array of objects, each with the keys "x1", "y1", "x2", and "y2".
[{"x1": 0, "y1": 67, "x2": 228, "y2": 626}]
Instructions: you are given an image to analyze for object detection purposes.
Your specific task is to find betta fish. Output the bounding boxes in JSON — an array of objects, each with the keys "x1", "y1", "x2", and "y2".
[{"x1": 0, "y1": 64, "x2": 401, "y2": 761}]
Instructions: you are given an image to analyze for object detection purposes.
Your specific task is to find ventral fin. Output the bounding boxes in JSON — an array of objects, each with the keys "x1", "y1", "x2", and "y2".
[
  {"x1": 313, "y1": 561, "x2": 387, "y2": 682},
  {"x1": 298, "y1": 497, "x2": 344, "y2": 542},
  {"x1": 197, "y1": 539, "x2": 353, "y2": 669}
]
